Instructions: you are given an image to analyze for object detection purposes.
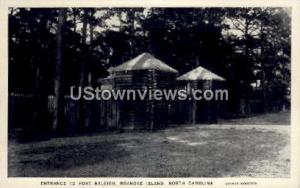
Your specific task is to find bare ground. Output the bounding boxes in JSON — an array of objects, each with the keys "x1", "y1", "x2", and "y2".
[{"x1": 8, "y1": 111, "x2": 290, "y2": 177}]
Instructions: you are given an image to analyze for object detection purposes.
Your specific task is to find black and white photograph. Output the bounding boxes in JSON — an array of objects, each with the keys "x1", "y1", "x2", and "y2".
[{"x1": 2, "y1": 2, "x2": 297, "y2": 184}]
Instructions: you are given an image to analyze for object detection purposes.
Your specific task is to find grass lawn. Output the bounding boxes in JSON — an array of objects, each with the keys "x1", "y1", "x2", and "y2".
[{"x1": 8, "y1": 111, "x2": 290, "y2": 177}]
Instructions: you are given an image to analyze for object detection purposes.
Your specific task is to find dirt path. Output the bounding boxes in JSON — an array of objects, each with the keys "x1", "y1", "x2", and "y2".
[
  {"x1": 238, "y1": 125, "x2": 290, "y2": 177},
  {"x1": 191, "y1": 124, "x2": 290, "y2": 177},
  {"x1": 8, "y1": 112, "x2": 290, "y2": 177}
]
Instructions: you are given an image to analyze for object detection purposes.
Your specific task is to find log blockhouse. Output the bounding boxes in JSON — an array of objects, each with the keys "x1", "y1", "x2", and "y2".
[
  {"x1": 175, "y1": 66, "x2": 226, "y2": 124},
  {"x1": 98, "y1": 52, "x2": 179, "y2": 130}
]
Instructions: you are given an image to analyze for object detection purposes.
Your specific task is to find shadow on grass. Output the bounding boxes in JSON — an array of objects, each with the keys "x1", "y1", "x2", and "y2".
[
  {"x1": 219, "y1": 111, "x2": 290, "y2": 125},
  {"x1": 8, "y1": 141, "x2": 128, "y2": 177}
]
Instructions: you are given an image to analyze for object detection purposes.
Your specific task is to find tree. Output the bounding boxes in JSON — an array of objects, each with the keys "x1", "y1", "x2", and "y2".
[
  {"x1": 224, "y1": 8, "x2": 291, "y2": 112},
  {"x1": 53, "y1": 8, "x2": 67, "y2": 131},
  {"x1": 258, "y1": 8, "x2": 291, "y2": 111}
]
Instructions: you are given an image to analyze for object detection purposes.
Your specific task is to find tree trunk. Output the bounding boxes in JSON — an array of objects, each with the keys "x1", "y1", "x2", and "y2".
[
  {"x1": 128, "y1": 9, "x2": 135, "y2": 56},
  {"x1": 260, "y1": 24, "x2": 268, "y2": 112},
  {"x1": 88, "y1": 23, "x2": 94, "y2": 86},
  {"x1": 53, "y1": 9, "x2": 67, "y2": 132},
  {"x1": 79, "y1": 10, "x2": 90, "y2": 129},
  {"x1": 80, "y1": 11, "x2": 88, "y2": 86},
  {"x1": 73, "y1": 9, "x2": 78, "y2": 32},
  {"x1": 89, "y1": 10, "x2": 95, "y2": 44}
]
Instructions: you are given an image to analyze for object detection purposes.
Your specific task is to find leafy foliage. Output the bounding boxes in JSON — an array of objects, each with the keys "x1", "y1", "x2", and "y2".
[{"x1": 9, "y1": 7, "x2": 291, "y2": 112}]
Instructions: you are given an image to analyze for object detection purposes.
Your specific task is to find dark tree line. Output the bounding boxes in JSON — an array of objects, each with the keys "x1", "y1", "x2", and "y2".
[{"x1": 9, "y1": 8, "x2": 291, "y2": 131}]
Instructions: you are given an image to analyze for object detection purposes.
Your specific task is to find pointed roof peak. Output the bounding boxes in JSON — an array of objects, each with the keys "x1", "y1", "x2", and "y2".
[
  {"x1": 140, "y1": 52, "x2": 152, "y2": 56},
  {"x1": 111, "y1": 53, "x2": 178, "y2": 73},
  {"x1": 177, "y1": 66, "x2": 225, "y2": 81}
]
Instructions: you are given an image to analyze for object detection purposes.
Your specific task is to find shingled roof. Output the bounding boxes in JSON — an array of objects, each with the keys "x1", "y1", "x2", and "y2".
[
  {"x1": 176, "y1": 66, "x2": 225, "y2": 81},
  {"x1": 111, "y1": 52, "x2": 178, "y2": 74}
]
